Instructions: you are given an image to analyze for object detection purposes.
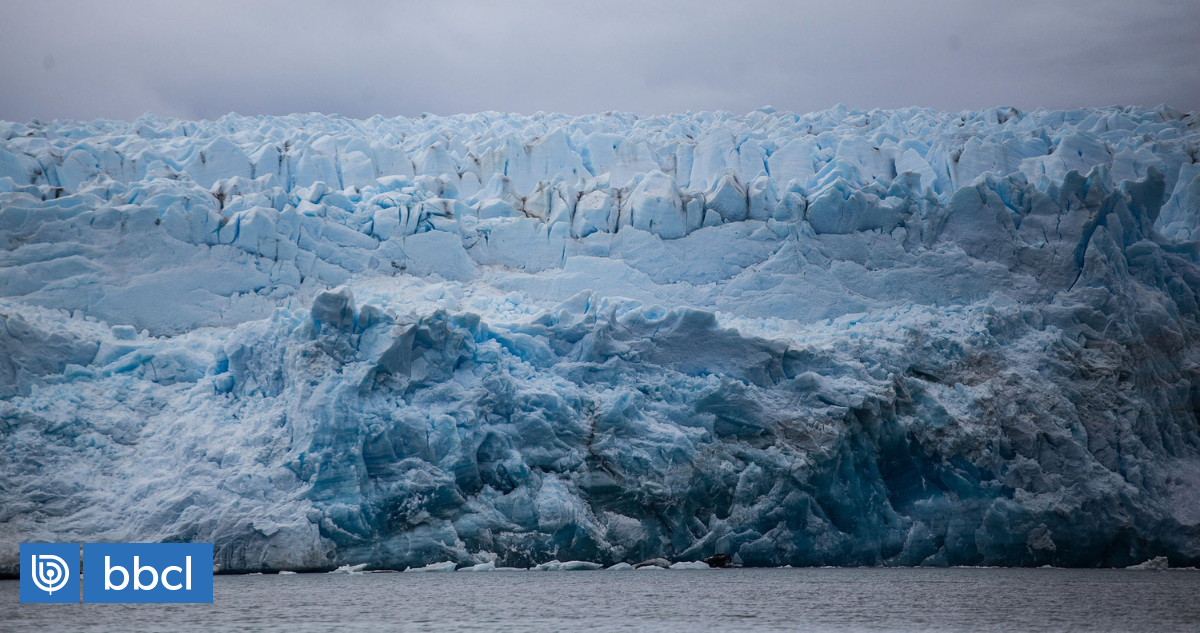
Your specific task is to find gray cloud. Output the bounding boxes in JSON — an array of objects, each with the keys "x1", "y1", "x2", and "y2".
[{"x1": 1, "y1": 0, "x2": 1196, "y2": 122}]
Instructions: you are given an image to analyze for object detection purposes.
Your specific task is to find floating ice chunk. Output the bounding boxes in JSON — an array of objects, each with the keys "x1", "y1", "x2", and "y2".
[
  {"x1": 559, "y1": 561, "x2": 603, "y2": 571},
  {"x1": 329, "y1": 563, "x2": 369, "y2": 574},
  {"x1": 669, "y1": 561, "x2": 711, "y2": 570},
  {"x1": 404, "y1": 561, "x2": 458, "y2": 573},
  {"x1": 1126, "y1": 557, "x2": 1170, "y2": 571},
  {"x1": 531, "y1": 560, "x2": 603, "y2": 571}
]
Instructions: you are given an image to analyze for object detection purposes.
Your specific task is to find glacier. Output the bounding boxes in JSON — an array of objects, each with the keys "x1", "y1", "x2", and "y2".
[{"x1": 1, "y1": 104, "x2": 1199, "y2": 573}]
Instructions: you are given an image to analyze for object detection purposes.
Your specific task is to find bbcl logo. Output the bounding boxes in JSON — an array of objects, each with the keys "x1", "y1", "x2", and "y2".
[
  {"x1": 83, "y1": 543, "x2": 213, "y2": 603},
  {"x1": 20, "y1": 542, "x2": 213, "y2": 604},
  {"x1": 103, "y1": 554, "x2": 194, "y2": 591},
  {"x1": 20, "y1": 544, "x2": 80, "y2": 603},
  {"x1": 33, "y1": 554, "x2": 71, "y2": 594}
]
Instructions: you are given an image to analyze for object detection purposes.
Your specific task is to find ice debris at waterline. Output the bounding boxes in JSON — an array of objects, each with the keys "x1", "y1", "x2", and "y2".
[{"x1": 2, "y1": 105, "x2": 1200, "y2": 575}]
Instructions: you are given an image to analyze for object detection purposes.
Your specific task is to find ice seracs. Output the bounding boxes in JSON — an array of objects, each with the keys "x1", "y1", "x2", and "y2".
[{"x1": 1, "y1": 105, "x2": 1199, "y2": 574}]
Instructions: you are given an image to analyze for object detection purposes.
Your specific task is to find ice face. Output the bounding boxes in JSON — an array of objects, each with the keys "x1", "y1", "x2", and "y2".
[{"x1": 1, "y1": 105, "x2": 1199, "y2": 573}]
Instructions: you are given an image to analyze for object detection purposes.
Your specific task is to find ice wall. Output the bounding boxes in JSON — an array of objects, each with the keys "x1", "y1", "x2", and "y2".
[{"x1": 2, "y1": 105, "x2": 1199, "y2": 572}]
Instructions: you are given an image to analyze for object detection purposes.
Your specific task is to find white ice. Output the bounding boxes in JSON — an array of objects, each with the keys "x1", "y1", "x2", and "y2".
[{"x1": 1, "y1": 105, "x2": 1198, "y2": 573}]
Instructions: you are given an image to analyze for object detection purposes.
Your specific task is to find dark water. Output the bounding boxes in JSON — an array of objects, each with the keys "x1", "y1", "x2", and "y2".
[{"x1": 3, "y1": 567, "x2": 1198, "y2": 632}]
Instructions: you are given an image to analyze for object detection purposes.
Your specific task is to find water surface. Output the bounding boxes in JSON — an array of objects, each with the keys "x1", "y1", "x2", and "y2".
[{"x1": 3, "y1": 567, "x2": 1198, "y2": 632}]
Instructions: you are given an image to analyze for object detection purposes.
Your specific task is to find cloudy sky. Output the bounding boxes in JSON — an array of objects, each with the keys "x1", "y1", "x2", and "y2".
[{"x1": 1, "y1": 0, "x2": 1197, "y2": 122}]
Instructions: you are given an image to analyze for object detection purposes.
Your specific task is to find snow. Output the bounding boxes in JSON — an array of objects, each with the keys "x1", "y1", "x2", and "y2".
[{"x1": 1, "y1": 105, "x2": 1199, "y2": 574}]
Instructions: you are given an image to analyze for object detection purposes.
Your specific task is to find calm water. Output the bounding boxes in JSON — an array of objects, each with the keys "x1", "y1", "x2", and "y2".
[{"x1": 2, "y1": 567, "x2": 1198, "y2": 632}]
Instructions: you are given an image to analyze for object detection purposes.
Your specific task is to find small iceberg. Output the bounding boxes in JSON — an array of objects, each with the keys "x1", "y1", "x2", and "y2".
[
  {"x1": 1127, "y1": 556, "x2": 1170, "y2": 570},
  {"x1": 328, "y1": 563, "x2": 369, "y2": 574},
  {"x1": 605, "y1": 563, "x2": 635, "y2": 571},
  {"x1": 669, "y1": 561, "x2": 711, "y2": 570},
  {"x1": 404, "y1": 561, "x2": 459, "y2": 573},
  {"x1": 560, "y1": 561, "x2": 604, "y2": 571},
  {"x1": 532, "y1": 560, "x2": 604, "y2": 571}
]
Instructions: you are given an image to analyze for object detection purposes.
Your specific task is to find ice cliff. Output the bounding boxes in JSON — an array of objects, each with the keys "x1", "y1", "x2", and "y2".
[{"x1": 2, "y1": 105, "x2": 1199, "y2": 573}]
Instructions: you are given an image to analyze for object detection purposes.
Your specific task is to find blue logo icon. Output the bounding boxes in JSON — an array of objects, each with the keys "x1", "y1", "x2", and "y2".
[
  {"x1": 81, "y1": 543, "x2": 213, "y2": 603},
  {"x1": 20, "y1": 543, "x2": 80, "y2": 603}
]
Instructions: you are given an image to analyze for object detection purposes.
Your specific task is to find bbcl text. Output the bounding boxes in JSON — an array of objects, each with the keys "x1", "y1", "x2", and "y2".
[
  {"x1": 105, "y1": 555, "x2": 194, "y2": 591},
  {"x1": 83, "y1": 543, "x2": 213, "y2": 603}
]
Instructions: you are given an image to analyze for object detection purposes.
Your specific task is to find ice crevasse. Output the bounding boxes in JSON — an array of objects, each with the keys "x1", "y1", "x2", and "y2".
[{"x1": 1, "y1": 104, "x2": 1200, "y2": 573}]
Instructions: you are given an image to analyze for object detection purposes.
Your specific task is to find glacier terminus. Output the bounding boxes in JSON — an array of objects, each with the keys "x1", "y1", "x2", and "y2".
[{"x1": 1, "y1": 105, "x2": 1199, "y2": 573}]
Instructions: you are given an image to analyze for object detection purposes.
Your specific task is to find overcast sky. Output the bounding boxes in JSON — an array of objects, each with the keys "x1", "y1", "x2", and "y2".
[{"x1": 1, "y1": 0, "x2": 1197, "y2": 122}]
